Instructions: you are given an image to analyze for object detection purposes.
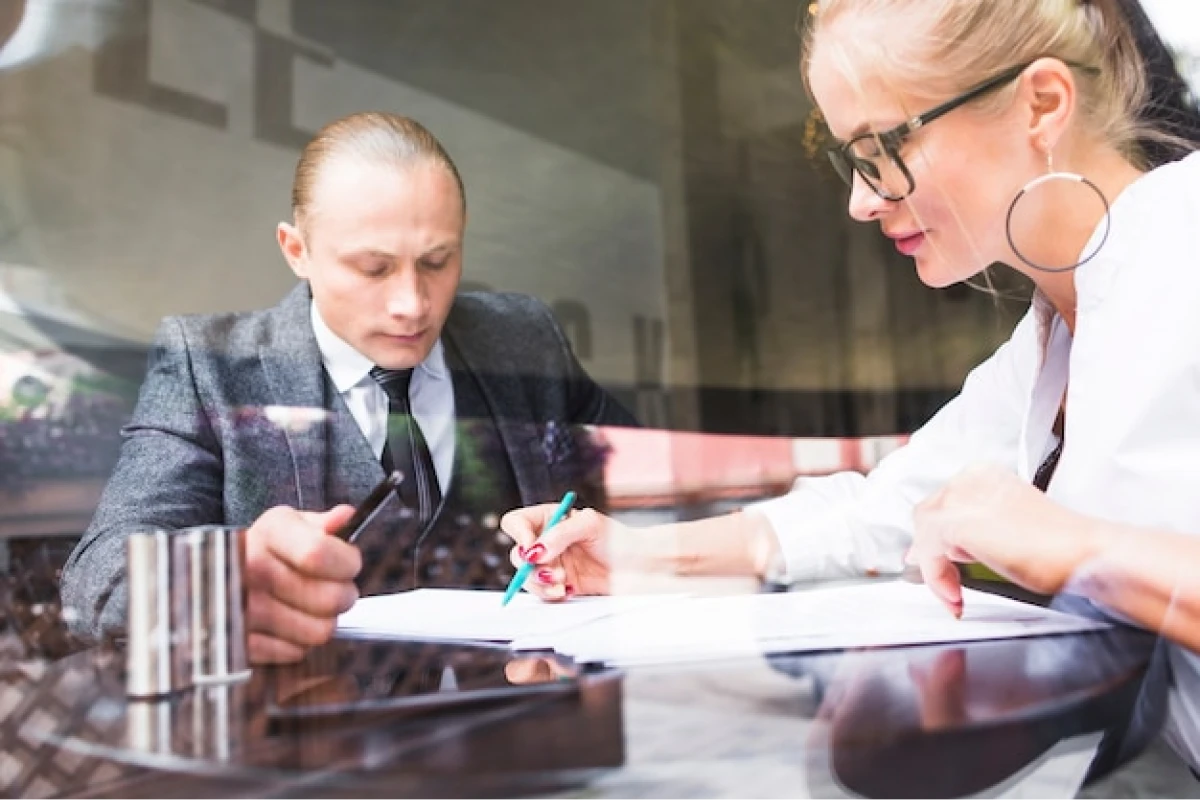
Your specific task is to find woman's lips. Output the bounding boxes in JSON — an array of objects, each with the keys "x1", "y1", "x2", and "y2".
[{"x1": 893, "y1": 232, "x2": 926, "y2": 257}]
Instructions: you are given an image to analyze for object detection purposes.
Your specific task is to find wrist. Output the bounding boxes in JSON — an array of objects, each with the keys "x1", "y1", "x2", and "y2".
[
  {"x1": 747, "y1": 511, "x2": 786, "y2": 582},
  {"x1": 1049, "y1": 510, "x2": 1121, "y2": 594},
  {"x1": 616, "y1": 523, "x2": 678, "y2": 574},
  {"x1": 659, "y1": 510, "x2": 779, "y2": 579}
]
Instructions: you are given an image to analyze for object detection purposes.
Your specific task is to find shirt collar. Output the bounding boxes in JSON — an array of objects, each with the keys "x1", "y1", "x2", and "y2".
[{"x1": 309, "y1": 301, "x2": 448, "y2": 393}]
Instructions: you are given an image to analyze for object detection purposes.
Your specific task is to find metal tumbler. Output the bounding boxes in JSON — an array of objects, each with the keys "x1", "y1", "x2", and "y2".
[
  {"x1": 186, "y1": 525, "x2": 251, "y2": 685},
  {"x1": 126, "y1": 530, "x2": 192, "y2": 698}
]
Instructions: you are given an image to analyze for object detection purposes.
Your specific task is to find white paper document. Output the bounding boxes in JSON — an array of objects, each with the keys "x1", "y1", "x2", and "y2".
[
  {"x1": 511, "y1": 581, "x2": 1110, "y2": 666},
  {"x1": 336, "y1": 588, "x2": 679, "y2": 643}
]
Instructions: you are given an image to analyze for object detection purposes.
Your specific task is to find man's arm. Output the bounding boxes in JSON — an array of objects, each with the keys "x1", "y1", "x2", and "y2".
[{"x1": 61, "y1": 317, "x2": 225, "y2": 637}]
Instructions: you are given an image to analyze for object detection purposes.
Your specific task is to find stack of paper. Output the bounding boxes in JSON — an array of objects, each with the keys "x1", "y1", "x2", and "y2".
[
  {"x1": 336, "y1": 582, "x2": 1109, "y2": 667},
  {"x1": 511, "y1": 582, "x2": 1109, "y2": 666},
  {"x1": 337, "y1": 588, "x2": 681, "y2": 644}
]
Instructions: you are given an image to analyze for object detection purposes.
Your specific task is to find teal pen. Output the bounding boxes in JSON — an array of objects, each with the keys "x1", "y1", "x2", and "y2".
[{"x1": 501, "y1": 490, "x2": 576, "y2": 606}]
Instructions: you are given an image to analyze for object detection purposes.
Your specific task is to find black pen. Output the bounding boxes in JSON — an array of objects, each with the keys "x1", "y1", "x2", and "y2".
[{"x1": 334, "y1": 470, "x2": 403, "y2": 543}]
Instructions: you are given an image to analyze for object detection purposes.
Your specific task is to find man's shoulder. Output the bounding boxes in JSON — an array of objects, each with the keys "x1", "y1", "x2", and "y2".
[
  {"x1": 161, "y1": 306, "x2": 275, "y2": 356},
  {"x1": 448, "y1": 291, "x2": 559, "y2": 339},
  {"x1": 158, "y1": 284, "x2": 308, "y2": 354},
  {"x1": 446, "y1": 291, "x2": 570, "y2": 370},
  {"x1": 450, "y1": 291, "x2": 552, "y2": 323}
]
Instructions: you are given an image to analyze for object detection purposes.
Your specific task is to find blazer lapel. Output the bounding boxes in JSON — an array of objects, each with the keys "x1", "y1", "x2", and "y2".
[
  {"x1": 259, "y1": 283, "x2": 329, "y2": 512},
  {"x1": 325, "y1": 383, "x2": 388, "y2": 507}
]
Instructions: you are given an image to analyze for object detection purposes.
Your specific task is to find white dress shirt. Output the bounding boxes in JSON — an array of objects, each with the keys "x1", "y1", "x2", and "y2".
[
  {"x1": 310, "y1": 302, "x2": 456, "y2": 495},
  {"x1": 751, "y1": 153, "x2": 1200, "y2": 759}
]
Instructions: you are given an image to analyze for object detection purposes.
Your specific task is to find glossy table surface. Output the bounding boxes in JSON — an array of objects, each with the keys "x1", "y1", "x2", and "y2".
[{"x1": 0, "y1": 615, "x2": 1158, "y2": 798}]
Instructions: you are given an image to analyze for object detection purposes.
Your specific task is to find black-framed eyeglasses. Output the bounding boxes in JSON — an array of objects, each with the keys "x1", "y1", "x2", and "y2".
[{"x1": 826, "y1": 62, "x2": 1034, "y2": 201}]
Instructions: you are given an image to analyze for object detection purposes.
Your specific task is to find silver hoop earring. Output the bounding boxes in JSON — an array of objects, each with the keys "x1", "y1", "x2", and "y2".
[{"x1": 1005, "y1": 151, "x2": 1111, "y2": 274}]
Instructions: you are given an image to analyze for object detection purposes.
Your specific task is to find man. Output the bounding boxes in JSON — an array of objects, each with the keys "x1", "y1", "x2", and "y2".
[{"x1": 61, "y1": 112, "x2": 636, "y2": 663}]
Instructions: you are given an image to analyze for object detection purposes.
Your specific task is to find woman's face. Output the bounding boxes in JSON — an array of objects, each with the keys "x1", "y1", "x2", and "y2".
[{"x1": 808, "y1": 43, "x2": 1035, "y2": 288}]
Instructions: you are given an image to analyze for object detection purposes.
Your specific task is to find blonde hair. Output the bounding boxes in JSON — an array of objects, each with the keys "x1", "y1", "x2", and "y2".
[
  {"x1": 291, "y1": 111, "x2": 465, "y2": 226},
  {"x1": 802, "y1": 0, "x2": 1159, "y2": 166}
]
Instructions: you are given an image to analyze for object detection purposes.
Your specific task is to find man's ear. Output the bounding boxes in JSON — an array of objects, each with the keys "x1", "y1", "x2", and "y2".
[
  {"x1": 277, "y1": 221, "x2": 309, "y2": 279},
  {"x1": 1022, "y1": 57, "x2": 1077, "y2": 155}
]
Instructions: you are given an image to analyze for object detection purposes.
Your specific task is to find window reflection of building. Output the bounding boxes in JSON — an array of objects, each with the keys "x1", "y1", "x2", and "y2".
[
  {"x1": 1, "y1": 1, "x2": 1197, "y2": 627},
  {"x1": 0, "y1": 267, "x2": 139, "y2": 623},
  {"x1": 0, "y1": 0, "x2": 1072, "y2": 443}
]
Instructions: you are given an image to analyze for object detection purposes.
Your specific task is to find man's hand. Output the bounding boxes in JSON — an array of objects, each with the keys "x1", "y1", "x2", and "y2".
[{"x1": 244, "y1": 505, "x2": 361, "y2": 664}]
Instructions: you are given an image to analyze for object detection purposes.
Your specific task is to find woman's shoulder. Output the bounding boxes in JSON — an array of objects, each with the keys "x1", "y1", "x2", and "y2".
[
  {"x1": 1076, "y1": 152, "x2": 1200, "y2": 306},
  {"x1": 1131, "y1": 151, "x2": 1200, "y2": 206}
]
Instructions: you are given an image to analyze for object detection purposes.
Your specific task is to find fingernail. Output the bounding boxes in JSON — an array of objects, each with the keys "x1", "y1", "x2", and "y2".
[
  {"x1": 537, "y1": 569, "x2": 554, "y2": 584},
  {"x1": 565, "y1": 584, "x2": 575, "y2": 597},
  {"x1": 517, "y1": 546, "x2": 527, "y2": 559},
  {"x1": 524, "y1": 544, "x2": 546, "y2": 563}
]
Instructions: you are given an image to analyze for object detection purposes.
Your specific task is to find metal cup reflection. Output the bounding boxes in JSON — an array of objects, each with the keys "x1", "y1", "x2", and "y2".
[
  {"x1": 126, "y1": 696, "x2": 177, "y2": 755},
  {"x1": 189, "y1": 681, "x2": 248, "y2": 762}
]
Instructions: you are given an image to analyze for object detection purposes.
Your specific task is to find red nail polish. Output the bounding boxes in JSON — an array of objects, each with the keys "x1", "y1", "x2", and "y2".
[
  {"x1": 525, "y1": 544, "x2": 546, "y2": 563},
  {"x1": 517, "y1": 545, "x2": 527, "y2": 559},
  {"x1": 537, "y1": 569, "x2": 554, "y2": 584},
  {"x1": 565, "y1": 584, "x2": 575, "y2": 597}
]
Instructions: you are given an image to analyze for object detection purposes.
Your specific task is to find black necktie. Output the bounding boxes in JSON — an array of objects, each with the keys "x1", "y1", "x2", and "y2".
[
  {"x1": 369, "y1": 367, "x2": 442, "y2": 524},
  {"x1": 1032, "y1": 411, "x2": 1066, "y2": 493},
  {"x1": 1031, "y1": 439, "x2": 1064, "y2": 493}
]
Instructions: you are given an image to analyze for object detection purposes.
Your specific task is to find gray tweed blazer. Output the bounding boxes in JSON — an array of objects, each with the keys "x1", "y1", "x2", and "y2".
[{"x1": 61, "y1": 282, "x2": 635, "y2": 635}]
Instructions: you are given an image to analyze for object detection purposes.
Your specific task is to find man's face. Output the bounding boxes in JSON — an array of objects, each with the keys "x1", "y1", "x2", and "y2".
[{"x1": 278, "y1": 157, "x2": 464, "y2": 369}]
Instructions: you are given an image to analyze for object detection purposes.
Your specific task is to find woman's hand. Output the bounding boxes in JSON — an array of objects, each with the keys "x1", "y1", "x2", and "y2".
[
  {"x1": 910, "y1": 464, "x2": 1105, "y2": 615},
  {"x1": 500, "y1": 504, "x2": 632, "y2": 601}
]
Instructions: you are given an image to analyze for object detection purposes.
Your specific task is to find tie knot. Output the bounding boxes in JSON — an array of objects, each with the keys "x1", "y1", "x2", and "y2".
[{"x1": 369, "y1": 366, "x2": 415, "y2": 401}]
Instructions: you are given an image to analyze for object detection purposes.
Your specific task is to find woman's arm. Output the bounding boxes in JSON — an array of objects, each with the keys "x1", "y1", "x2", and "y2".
[
  {"x1": 502, "y1": 309, "x2": 1042, "y2": 600},
  {"x1": 1071, "y1": 522, "x2": 1200, "y2": 652},
  {"x1": 911, "y1": 465, "x2": 1200, "y2": 652},
  {"x1": 500, "y1": 503, "x2": 778, "y2": 600}
]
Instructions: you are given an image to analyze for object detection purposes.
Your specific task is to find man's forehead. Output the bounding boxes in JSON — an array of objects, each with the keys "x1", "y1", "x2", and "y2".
[
  {"x1": 313, "y1": 156, "x2": 452, "y2": 197},
  {"x1": 304, "y1": 161, "x2": 464, "y2": 237}
]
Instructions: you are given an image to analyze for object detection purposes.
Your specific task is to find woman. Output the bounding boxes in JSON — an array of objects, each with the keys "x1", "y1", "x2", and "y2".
[{"x1": 501, "y1": 0, "x2": 1199, "y2": 642}]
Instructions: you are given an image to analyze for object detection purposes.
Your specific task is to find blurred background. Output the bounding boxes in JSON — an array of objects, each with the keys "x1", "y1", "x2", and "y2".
[{"x1": 0, "y1": 0, "x2": 1196, "y2": 634}]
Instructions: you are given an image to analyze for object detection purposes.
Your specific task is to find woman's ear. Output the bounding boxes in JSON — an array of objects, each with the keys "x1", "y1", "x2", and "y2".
[
  {"x1": 1021, "y1": 57, "x2": 1078, "y2": 153},
  {"x1": 277, "y1": 221, "x2": 309, "y2": 279}
]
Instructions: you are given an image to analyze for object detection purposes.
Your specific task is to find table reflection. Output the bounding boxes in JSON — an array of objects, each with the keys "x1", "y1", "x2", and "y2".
[
  {"x1": 0, "y1": 619, "x2": 1168, "y2": 798},
  {"x1": 2, "y1": 637, "x2": 623, "y2": 797},
  {"x1": 794, "y1": 629, "x2": 1156, "y2": 797}
]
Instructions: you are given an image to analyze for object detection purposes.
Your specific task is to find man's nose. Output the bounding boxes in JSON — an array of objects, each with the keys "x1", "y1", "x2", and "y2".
[{"x1": 384, "y1": 266, "x2": 428, "y2": 318}]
